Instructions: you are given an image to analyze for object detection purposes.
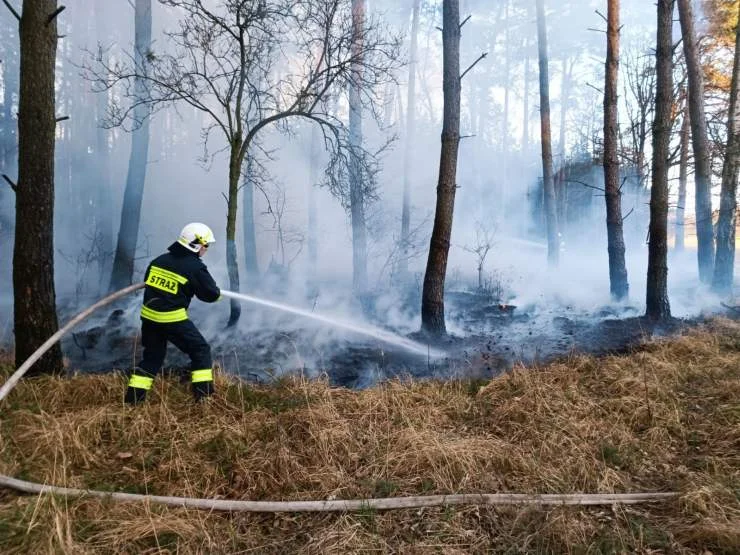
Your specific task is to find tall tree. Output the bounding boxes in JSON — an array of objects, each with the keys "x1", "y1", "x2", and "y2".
[
  {"x1": 94, "y1": 3, "x2": 113, "y2": 288},
  {"x1": 522, "y1": 37, "x2": 531, "y2": 155},
  {"x1": 349, "y1": 0, "x2": 368, "y2": 296},
  {"x1": 398, "y1": 0, "x2": 421, "y2": 281},
  {"x1": 9, "y1": 0, "x2": 64, "y2": 375},
  {"x1": 421, "y1": 0, "x2": 461, "y2": 335},
  {"x1": 535, "y1": 0, "x2": 559, "y2": 267},
  {"x1": 678, "y1": 0, "x2": 715, "y2": 283},
  {"x1": 108, "y1": 0, "x2": 152, "y2": 292},
  {"x1": 603, "y1": 0, "x2": 629, "y2": 301},
  {"x1": 0, "y1": 17, "x2": 18, "y2": 243},
  {"x1": 242, "y1": 155, "x2": 259, "y2": 286},
  {"x1": 711, "y1": 0, "x2": 740, "y2": 295},
  {"x1": 0, "y1": 19, "x2": 18, "y2": 176},
  {"x1": 675, "y1": 92, "x2": 690, "y2": 252},
  {"x1": 95, "y1": 0, "x2": 399, "y2": 325},
  {"x1": 646, "y1": 0, "x2": 674, "y2": 321}
]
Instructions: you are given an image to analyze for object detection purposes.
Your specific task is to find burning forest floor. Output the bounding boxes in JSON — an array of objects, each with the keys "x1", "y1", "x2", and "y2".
[
  {"x1": 60, "y1": 287, "x2": 739, "y2": 388},
  {"x1": 0, "y1": 319, "x2": 738, "y2": 553}
]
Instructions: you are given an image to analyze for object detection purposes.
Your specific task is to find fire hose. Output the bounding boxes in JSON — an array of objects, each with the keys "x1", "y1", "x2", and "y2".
[{"x1": 0, "y1": 284, "x2": 678, "y2": 511}]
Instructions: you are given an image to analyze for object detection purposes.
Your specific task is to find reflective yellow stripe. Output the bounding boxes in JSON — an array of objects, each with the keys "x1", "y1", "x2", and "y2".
[
  {"x1": 191, "y1": 369, "x2": 213, "y2": 383},
  {"x1": 149, "y1": 266, "x2": 188, "y2": 284},
  {"x1": 128, "y1": 374, "x2": 154, "y2": 390},
  {"x1": 141, "y1": 306, "x2": 188, "y2": 323}
]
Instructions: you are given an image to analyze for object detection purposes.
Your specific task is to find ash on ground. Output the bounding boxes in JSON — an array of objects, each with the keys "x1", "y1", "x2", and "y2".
[{"x1": 59, "y1": 288, "x2": 726, "y2": 389}]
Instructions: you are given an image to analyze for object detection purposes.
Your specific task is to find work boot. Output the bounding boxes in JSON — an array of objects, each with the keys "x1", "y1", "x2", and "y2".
[
  {"x1": 124, "y1": 367, "x2": 154, "y2": 405},
  {"x1": 124, "y1": 386, "x2": 148, "y2": 405},
  {"x1": 192, "y1": 380, "x2": 214, "y2": 402}
]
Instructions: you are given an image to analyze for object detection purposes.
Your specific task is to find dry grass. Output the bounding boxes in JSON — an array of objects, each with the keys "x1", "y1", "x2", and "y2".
[{"x1": 0, "y1": 318, "x2": 738, "y2": 553}]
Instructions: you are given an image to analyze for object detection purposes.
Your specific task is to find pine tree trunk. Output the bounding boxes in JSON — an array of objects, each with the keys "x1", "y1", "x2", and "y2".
[
  {"x1": 0, "y1": 24, "x2": 18, "y2": 176},
  {"x1": 711, "y1": 2, "x2": 740, "y2": 295},
  {"x1": 13, "y1": 0, "x2": 63, "y2": 375},
  {"x1": 675, "y1": 96, "x2": 689, "y2": 252},
  {"x1": 677, "y1": 0, "x2": 714, "y2": 283},
  {"x1": 349, "y1": 0, "x2": 368, "y2": 296},
  {"x1": 108, "y1": 0, "x2": 151, "y2": 291},
  {"x1": 535, "y1": 0, "x2": 559, "y2": 267},
  {"x1": 242, "y1": 154, "x2": 259, "y2": 287},
  {"x1": 0, "y1": 22, "x2": 18, "y2": 242},
  {"x1": 645, "y1": 0, "x2": 673, "y2": 322},
  {"x1": 499, "y1": 0, "x2": 511, "y2": 216},
  {"x1": 558, "y1": 57, "x2": 569, "y2": 163},
  {"x1": 307, "y1": 124, "x2": 320, "y2": 285},
  {"x1": 399, "y1": 0, "x2": 421, "y2": 281},
  {"x1": 226, "y1": 141, "x2": 243, "y2": 327},
  {"x1": 603, "y1": 0, "x2": 629, "y2": 301},
  {"x1": 95, "y1": 69, "x2": 113, "y2": 288},
  {"x1": 522, "y1": 38, "x2": 530, "y2": 155},
  {"x1": 421, "y1": 0, "x2": 461, "y2": 336}
]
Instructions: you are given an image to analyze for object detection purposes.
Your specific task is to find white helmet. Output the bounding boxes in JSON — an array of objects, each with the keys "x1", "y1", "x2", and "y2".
[{"x1": 177, "y1": 222, "x2": 216, "y2": 252}]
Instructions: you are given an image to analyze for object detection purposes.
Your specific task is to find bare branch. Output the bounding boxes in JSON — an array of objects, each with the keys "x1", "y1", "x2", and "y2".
[
  {"x1": 2, "y1": 174, "x2": 17, "y2": 192},
  {"x1": 460, "y1": 52, "x2": 487, "y2": 81},
  {"x1": 2, "y1": 0, "x2": 19, "y2": 21},
  {"x1": 459, "y1": 15, "x2": 472, "y2": 29},
  {"x1": 594, "y1": 9, "x2": 607, "y2": 23},
  {"x1": 47, "y1": 5, "x2": 65, "y2": 25},
  {"x1": 621, "y1": 207, "x2": 635, "y2": 221},
  {"x1": 566, "y1": 179, "x2": 606, "y2": 193},
  {"x1": 55, "y1": 115, "x2": 70, "y2": 122}
]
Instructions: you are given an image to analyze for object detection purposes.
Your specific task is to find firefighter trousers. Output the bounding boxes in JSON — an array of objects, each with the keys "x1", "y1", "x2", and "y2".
[{"x1": 125, "y1": 319, "x2": 214, "y2": 403}]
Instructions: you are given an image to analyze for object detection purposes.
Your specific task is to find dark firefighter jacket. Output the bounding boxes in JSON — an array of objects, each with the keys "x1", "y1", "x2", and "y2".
[{"x1": 141, "y1": 241, "x2": 220, "y2": 323}]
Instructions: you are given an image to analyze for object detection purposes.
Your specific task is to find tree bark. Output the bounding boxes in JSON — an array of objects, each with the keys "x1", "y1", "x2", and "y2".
[
  {"x1": 645, "y1": 0, "x2": 674, "y2": 322},
  {"x1": 0, "y1": 23, "x2": 18, "y2": 176},
  {"x1": 604, "y1": 0, "x2": 629, "y2": 301},
  {"x1": 349, "y1": 0, "x2": 368, "y2": 296},
  {"x1": 711, "y1": 2, "x2": 740, "y2": 295},
  {"x1": 522, "y1": 38, "x2": 530, "y2": 155},
  {"x1": 675, "y1": 95, "x2": 689, "y2": 252},
  {"x1": 94, "y1": 3, "x2": 113, "y2": 289},
  {"x1": 421, "y1": 0, "x2": 461, "y2": 336},
  {"x1": 108, "y1": 0, "x2": 152, "y2": 291},
  {"x1": 226, "y1": 140, "x2": 243, "y2": 327},
  {"x1": 677, "y1": 0, "x2": 714, "y2": 283},
  {"x1": 13, "y1": 0, "x2": 63, "y2": 375},
  {"x1": 502, "y1": 0, "x2": 510, "y2": 195},
  {"x1": 535, "y1": 0, "x2": 559, "y2": 267},
  {"x1": 399, "y1": 0, "x2": 421, "y2": 282},
  {"x1": 242, "y1": 154, "x2": 259, "y2": 287}
]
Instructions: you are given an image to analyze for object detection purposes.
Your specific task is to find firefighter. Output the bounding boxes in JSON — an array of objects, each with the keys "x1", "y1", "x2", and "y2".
[{"x1": 125, "y1": 222, "x2": 221, "y2": 404}]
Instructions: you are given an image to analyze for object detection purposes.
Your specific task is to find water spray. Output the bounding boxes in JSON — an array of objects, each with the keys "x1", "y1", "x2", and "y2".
[
  {"x1": 0, "y1": 284, "x2": 445, "y2": 402},
  {"x1": 219, "y1": 290, "x2": 446, "y2": 358}
]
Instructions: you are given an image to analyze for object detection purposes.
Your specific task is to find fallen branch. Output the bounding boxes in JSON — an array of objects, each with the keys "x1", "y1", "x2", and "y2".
[{"x1": 0, "y1": 475, "x2": 678, "y2": 513}]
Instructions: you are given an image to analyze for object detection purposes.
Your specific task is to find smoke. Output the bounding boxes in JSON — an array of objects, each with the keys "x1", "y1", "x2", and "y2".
[{"x1": 0, "y1": 0, "x2": 735, "y2": 384}]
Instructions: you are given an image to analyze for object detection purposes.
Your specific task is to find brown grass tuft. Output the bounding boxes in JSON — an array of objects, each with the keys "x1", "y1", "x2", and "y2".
[{"x1": 1, "y1": 318, "x2": 738, "y2": 553}]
